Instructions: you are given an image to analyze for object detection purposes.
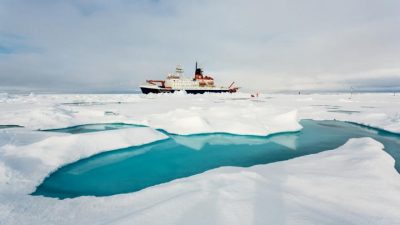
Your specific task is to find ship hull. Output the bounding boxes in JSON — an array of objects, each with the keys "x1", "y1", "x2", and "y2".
[
  {"x1": 140, "y1": 87, "x2": 172, "y2": 94},
  {"x1": 140, "y1": 87, "x2": 234, "y2": 94},
  {"x1": 185, "y1": 89, "x2": 233, "y2": 94}
]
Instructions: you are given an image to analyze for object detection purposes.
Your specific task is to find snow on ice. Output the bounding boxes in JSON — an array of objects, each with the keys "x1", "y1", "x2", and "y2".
[{"x1": 0, "y1": 92, "x2": 399, "y2": 224}]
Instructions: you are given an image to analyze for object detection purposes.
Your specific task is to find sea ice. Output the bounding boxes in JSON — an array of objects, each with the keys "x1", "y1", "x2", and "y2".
[
  {"x1": 0, "y1": 92, "x2": 399, "y2": 225},
  {"x1": 0, "y1": 92, "x2": 399, "y2": 134}
]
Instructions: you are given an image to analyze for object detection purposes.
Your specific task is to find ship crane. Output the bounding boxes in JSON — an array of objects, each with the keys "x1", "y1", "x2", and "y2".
[{"x1": 146, "y1": 80, "x2": 166, "y2": 87}]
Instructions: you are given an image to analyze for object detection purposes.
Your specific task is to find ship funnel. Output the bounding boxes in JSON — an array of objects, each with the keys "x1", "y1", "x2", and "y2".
[{"x1": 195, "y1": 62, "x2": 203, "y2": 76}]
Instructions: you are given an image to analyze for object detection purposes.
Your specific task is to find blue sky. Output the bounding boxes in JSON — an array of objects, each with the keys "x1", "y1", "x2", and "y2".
[{"x1": 0, "y1": 0, "x2": 399, "y2": 92}]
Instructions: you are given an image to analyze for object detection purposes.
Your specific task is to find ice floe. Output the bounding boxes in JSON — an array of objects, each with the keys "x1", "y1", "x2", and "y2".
[{"x1": 0, "y1": 92, "x2": 399, "y2": 134}]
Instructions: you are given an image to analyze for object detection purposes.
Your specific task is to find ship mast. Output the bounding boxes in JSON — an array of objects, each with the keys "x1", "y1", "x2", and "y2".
[{"x1": 175, "y1": 65, "x2": 184, "y2": 78}]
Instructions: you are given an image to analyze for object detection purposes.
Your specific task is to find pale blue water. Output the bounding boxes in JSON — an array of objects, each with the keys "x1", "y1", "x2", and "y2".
[
  {"x1": 33, "y1": 120, "x2": 400, "y2": 199},
  {"x1": 41, "y1": 123, "x2": 145, "y2": 133},
  {"x1": 0, "y1": 125, "x2": 23, "y2": 129}
]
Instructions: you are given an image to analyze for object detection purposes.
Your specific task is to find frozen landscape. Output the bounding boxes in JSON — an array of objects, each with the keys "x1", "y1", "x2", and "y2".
[
  {"x1": 0, "y1": 92, "x2": 399, "y2": 225},
  {"x1": 2, "y1": 0, "x2": 399, "y2": 223}
]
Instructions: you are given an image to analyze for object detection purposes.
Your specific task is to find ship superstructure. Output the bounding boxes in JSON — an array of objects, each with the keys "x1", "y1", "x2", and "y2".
[{"x1": 140, "y1": 63, "x2": 238, "y2": 94}]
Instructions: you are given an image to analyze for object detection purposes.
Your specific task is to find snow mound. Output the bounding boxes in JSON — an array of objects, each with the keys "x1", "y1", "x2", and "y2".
[{"x1": 144, "y1": 105, "x2": 301, "y2": 135}]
